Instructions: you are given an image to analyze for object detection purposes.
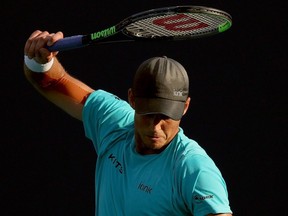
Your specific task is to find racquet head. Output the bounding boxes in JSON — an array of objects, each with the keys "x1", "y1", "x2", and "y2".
[{"x1": 119, "y1": 5, "x2": 232, "y2": 41}]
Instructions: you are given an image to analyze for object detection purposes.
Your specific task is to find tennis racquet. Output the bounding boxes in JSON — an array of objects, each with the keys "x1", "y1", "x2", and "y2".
[{"x1": 47, "y1": 5, "x2": 232, "y2": 51}]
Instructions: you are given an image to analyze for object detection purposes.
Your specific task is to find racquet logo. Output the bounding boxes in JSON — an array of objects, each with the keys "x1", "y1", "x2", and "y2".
[
  {"x1": 91, "y1": 26, "x2": 116, "y2": 40},
  {"x1": 152, "y1": 14, "x2": 209, "y2": 31}
]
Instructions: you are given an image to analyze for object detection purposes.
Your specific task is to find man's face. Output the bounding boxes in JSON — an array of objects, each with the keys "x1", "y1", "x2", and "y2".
[
  {"x1": 128, "y1": 88, "x2": 190, "y2": 154},
  {"x1": 134, "y1": 113, "x2": 181, "y2": 154}
]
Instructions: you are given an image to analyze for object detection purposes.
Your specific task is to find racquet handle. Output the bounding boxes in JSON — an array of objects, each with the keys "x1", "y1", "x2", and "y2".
[{"x1": 46, "y1": 35, "x2": 86, "y2": 52}]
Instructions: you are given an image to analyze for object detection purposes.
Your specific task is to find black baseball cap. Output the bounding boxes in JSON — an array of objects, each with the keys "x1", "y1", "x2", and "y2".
[{"x1": 132, "y1": 56, "x2": 189, "y2": 120}]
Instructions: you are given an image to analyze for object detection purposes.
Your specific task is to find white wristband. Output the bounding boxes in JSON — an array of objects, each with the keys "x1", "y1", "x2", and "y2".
[{"x1": 24, "y1": 55, "x2": 54, "y2": 73}]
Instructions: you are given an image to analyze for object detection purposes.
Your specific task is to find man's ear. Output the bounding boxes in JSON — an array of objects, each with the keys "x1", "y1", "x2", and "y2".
[
  {"x1": 128, "y1": 88, "x2": 136, "y2": 109},
  {"x1": 182, "y1": 97, "x2": 191, "y2": 116}
]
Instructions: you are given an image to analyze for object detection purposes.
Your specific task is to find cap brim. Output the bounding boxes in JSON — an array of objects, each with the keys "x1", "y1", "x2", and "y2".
[{"x1": 135, "y1": 97, "x2": 185, "y2": 120}]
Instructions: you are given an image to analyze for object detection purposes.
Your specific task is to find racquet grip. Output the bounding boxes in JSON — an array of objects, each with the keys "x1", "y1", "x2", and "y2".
[{"x1": 46, "y1": 35, "x2": 86, "y2": 51}]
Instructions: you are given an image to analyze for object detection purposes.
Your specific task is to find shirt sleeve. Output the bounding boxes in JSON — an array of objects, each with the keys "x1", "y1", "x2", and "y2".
[
  {"x1": 82, "y1": 90, "x2": 134, "y2": 155},
  {"x1": 179, "y1": 153, "x2": 232, "y2": 215}
]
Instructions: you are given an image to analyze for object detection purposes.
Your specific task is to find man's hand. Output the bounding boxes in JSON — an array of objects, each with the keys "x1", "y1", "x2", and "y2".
[{"x1": 24, "y1": 30, "x2": 63, "y2": 64}]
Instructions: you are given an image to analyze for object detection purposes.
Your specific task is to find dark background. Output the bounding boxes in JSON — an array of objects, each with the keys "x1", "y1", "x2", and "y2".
[{"x1": 1, "y1": 0, "x2": 287, "y2": 215}]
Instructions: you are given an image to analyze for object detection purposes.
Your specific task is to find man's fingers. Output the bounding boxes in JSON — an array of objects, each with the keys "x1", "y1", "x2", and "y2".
[
  {"x1": 47, "y1": 31, "x2": 64, "y2": 46},
  {"x1": 24, "y1": 30, "x2": 62, "y2": 61}
]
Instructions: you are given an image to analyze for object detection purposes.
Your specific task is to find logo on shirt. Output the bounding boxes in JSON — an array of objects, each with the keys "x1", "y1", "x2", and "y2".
[
  {"x1": 138, "y1": 182, "x2": 153, "y2": 194},
  {"x1": 108, "y1": 153, "x2": 123, "y2": 174},
  {"x1": 194, "y1": 194, "x2": 214, "y2": 202}
]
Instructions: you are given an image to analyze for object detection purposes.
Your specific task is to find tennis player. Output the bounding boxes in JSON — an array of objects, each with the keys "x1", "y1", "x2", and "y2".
[{"x1": 24, "y1": 30, "x2": 233, "y2": 216}]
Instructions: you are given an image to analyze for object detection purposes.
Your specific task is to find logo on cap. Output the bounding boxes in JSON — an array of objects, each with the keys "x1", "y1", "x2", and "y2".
[{"x1": 173, "y1": 89, "x2": 185, "y2": 97}]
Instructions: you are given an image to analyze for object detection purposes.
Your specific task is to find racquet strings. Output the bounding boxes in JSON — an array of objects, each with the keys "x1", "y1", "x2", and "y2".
[{"x1": 124, "y1": 13, "x2": 229, "y2": 38}]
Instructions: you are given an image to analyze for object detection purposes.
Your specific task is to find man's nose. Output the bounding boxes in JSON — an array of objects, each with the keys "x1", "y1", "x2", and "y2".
[{"x1": 149, "y1": 114, "x2": 164, "y2": 129}]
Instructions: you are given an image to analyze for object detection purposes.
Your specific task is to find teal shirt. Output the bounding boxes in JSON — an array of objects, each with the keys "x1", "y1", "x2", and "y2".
[{"x1": 83, "y1": 90, "x2": 232, "y2": 216}]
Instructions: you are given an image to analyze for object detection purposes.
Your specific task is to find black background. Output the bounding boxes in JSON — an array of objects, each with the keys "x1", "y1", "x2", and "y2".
[{"x1": 1, "y1": 1, "x2": 287, "y2": 215}]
